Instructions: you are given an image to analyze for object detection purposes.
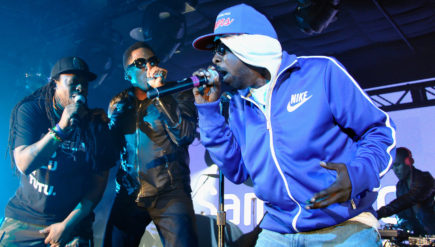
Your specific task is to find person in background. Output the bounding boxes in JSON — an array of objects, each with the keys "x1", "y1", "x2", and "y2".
[
  {"x1": 0, "y1": 56, "x2": 116, "y2": 246},
  {"x1": 377, "y1": 147, "x2": 435, "y2": 235},
  {"x1": 103, "y1": 42, "x2": 198, "y2": 247},
  {"x1": 191, "y1": 3, "x2": 396, "y2": 246}
]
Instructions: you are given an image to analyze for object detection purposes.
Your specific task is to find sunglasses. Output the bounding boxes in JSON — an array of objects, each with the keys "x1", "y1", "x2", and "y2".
[
  {"x1": 127, "y1": 56, "x2": 159, "y2": 70},
  {"x1": 213, "y1": 42, "x2": 230, "y2": 56}
]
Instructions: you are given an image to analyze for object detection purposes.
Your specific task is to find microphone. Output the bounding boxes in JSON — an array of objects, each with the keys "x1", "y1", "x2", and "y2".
[
  {"x1": 71, "y1": 95, "x2": 86, "y2": 127},
  {"x1": 74, "y1": 94, "x2": 86, "y2": 104},
  {"x1": 147, "y1": 70, "x2": 220, "y2": 99}
]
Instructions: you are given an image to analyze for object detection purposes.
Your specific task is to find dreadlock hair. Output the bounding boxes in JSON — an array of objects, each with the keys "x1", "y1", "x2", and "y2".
[
  {"x1": 8, "y1": 78, "x2": 57, "y2": 169},
  {"x1": 8, "y1": 76, "x2": 106, "y2": 172}
]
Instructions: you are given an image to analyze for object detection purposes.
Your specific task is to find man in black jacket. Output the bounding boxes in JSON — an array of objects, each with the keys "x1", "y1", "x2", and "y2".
[
  {"x1": 103, "y1": 42, "x2": 198, "y2": 247},
  {"x1": 377, "y1": 147, "x2": 435, "y2": 235}
]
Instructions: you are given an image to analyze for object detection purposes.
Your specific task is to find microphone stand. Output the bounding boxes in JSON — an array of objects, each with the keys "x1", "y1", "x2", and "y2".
[
  {"x1": 217, "y1": 92, "x2": 231, "y2": 247},
  {"x1": 217, "y1": 170, "x2": 225, "y2": 247}
]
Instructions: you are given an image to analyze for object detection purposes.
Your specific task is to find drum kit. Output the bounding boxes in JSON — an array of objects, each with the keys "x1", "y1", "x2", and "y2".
[{"x1": 379, "y1": 225, "x2": 434, "y2": 246}]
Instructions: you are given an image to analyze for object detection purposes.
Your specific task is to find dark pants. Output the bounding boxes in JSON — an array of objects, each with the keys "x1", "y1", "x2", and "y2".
[
  {"x1": 0, "y1": 217, "x2": 93, "y2": 247},
  {"x1": 103, "y1": 187, "x2": 198, "y2": 247}
]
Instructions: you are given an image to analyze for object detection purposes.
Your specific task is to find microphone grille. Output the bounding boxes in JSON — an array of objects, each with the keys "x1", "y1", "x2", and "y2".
[
  {"x1": 74, "y1": 94, "x2": 86, "y2": 104},
  {"x1": 207, "y1": 69, "x2": 221, "y2": 83}
]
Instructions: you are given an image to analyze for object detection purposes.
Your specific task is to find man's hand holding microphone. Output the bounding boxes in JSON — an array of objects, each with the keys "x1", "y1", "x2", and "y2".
[
  {"x1": 57, "y1": 94, "x2": 87, "y2": 135},
  {"x1": 192, "y1": 67, "x2": 222, "y2": 104}
]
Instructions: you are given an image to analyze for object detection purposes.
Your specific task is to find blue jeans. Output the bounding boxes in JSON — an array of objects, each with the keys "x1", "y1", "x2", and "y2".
[{"x1": 255, "y1": 221, "x2": 381, "y2": 247}]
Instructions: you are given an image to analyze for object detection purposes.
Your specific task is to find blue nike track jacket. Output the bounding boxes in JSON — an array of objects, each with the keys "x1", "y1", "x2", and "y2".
[{"x1": 196, "y1": 52, "x2": 396, "y2": 233}]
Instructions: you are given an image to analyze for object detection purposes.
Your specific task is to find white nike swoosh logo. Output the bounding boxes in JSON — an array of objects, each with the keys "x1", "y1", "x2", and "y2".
[{"x1": 287, "y1": 95, "x2": 312, "y2": 112}]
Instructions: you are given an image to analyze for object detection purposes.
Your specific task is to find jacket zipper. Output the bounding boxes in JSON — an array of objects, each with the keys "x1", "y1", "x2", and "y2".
[{"x1": 242, "y1": 59, "x2": 302, "y2": 232}]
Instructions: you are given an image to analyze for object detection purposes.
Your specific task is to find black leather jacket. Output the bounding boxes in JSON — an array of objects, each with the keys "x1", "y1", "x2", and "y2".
[
  {"x1": 377, "y1": 168, "x2": 435, "y2": 235},
  {"x1": 108, "y1": 87, "x2": 197, "y2": 205}
]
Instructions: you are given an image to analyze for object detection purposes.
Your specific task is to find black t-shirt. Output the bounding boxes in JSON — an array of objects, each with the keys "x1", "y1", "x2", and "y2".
[{"x1": 5, "y1": 98, "x2": 115, "y2": 225}]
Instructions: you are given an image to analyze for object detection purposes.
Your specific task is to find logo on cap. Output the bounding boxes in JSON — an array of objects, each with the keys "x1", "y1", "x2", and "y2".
[{"x1": 214, "y1": 17, "x2": 234, "y2": 30}]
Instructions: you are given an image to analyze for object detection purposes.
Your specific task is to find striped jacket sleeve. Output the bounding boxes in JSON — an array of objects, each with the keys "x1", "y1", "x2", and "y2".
[{"x1": 195, "y1": 100, "x2": 249, "y2": 184}]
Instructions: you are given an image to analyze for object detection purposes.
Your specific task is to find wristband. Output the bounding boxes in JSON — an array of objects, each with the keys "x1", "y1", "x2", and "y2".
[
  {"x1": 48, "y1": 128, "x2": 63, "y2": 142},
  {"x1": 53, "y1": 123, "x2": 67, "y2": 140}
]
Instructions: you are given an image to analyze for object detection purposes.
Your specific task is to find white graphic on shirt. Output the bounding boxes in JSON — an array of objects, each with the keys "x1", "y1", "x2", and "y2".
[
  {"x1": 28, "y1": 138, "x2": 87, "y2": 197},
  {"x1": 29, "y1": 172, "x2": 56, "y2": 196},
  {"x1": 287, "y1": 91, "x2": 312, "y2": 112}
]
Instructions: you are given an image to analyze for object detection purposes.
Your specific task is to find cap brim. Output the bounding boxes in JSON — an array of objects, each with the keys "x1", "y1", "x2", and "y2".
[
  {"x1": 192, "y1": 33, "x2": 218, "y2": 50},
  {"x1": 193, "y1": 32, "x2": 241, "y2": 50},
  {"x1": 85, "y1": 72, "x2": 98, "y2": 82},
  {"x1": 61, "y1": 70, "x2": 98, "y2": 82}
]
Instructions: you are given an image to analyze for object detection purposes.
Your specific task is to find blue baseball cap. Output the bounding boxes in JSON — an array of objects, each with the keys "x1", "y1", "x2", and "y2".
[{"x1": 192, "y1": 3, "x2": 277, "y2": 50}]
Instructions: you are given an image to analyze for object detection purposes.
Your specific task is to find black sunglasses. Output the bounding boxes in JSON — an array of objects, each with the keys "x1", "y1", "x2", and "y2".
[
  {"x1": 127, "y1": 56, "x2": 159, "y2": 70},
  {"x1": 213, "y1": 42, "x2": 230, "y2": 56}
]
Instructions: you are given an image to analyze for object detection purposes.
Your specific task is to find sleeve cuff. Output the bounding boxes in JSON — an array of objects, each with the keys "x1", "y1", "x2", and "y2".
[
  {"x1": 347, "y1": 159, "x2": 379, "y2": 199},
  {"x1": 195, "y1": 100, "x2": 224, "y2": 128}
]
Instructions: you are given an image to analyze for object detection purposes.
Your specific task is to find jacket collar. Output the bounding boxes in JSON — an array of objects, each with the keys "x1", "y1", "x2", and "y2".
[{"x1": 237, "y1": 51, "x2": 299, "y2": 98}]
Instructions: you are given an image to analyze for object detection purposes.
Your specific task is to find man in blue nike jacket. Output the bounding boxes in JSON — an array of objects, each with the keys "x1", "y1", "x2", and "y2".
[{"x1": 191, "y1": 3, "x2": 396, "y2": 246}]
